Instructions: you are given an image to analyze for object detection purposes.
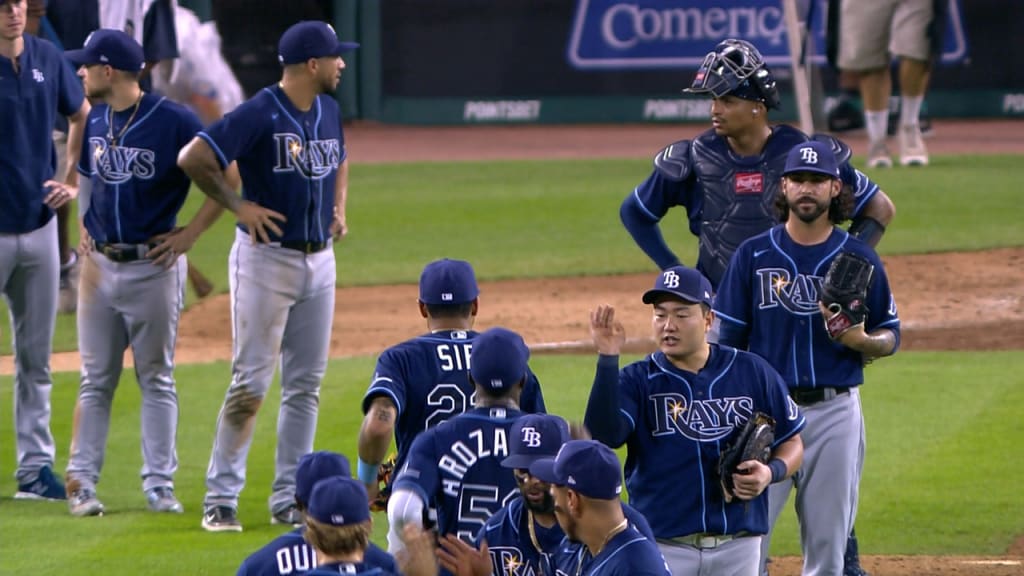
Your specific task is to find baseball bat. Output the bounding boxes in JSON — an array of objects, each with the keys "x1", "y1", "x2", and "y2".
[{"x1": 187, "y1": 261, "x2": 214, "y2": 299}]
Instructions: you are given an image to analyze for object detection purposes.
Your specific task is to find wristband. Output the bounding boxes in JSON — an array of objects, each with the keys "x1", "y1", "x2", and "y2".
[
  {"x1": 357, "y1": 458, "x2": 380, "y2": 484},
  {"x1": 768, "y1": 458, "x2": 787, "y2": 484}
]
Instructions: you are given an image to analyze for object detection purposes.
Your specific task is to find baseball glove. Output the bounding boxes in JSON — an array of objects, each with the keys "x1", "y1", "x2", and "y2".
[
  {"x1": 369, "y1": 454, "x2": 397, "y2": 512},
  {"x1": 820, "y1": 252, "x2": 875, "y2": 339},
  {"x1": 718, "y1": 412, "x2": 775, "y2": 502}
]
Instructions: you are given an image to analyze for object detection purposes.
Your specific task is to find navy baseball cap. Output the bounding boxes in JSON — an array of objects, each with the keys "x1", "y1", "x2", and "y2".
[
  {"x1": 65, "y1": 29, "x2": 144, "y2": 72},
  {"x1": 502, "y1": 414, "x2": 571, "y2": 469},
  {"x1": 642, "y1": 266, "x2": 713, "y2": 306},
  {"x1": 278, "y1": 21, "x2": 359, "y2": 65},
  {"x1": 306, "y1": 476, "x2": 371, "y2": 527},
  {"x1": 419, "y1": 258, "x2": 479, "y2": 305},
  {"x1": 296, "y1": 451, "x2": 351, "y2": 505},
  {"x1": 529, "y1": 440, "x2": 622, "y2": 500},
  {"x1": 470, "y1": 327, "x2": 529, "y2": 392},
  {"x1": 783, "y1": 141, "x2": 841, "y2": 179}
]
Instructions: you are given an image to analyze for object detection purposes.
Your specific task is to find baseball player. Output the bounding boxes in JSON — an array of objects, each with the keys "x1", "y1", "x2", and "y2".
[
  {"x1": 178, "y1": 20, "x2": 356, "y2": 532},
  {"x1": 357, "y1": 258, "x2": 546, "y2": 508},
  {"x1": 584, "y1": 266, "x2": 805, "y2": 575},
  {"x1": 713, "y1": 141, "x2": 900, "y2": 576},
  {"x1": 529, "y1": 440, "x2": 671, "y2": 576},
  {"x1": 299, "y1": 476, "x2": 401, "y2": 576},
  {"x1": 386, "y1": 327, "x2": 531, "y2": 572},
  {"x1": 58, "y1": 28, "x2": 225, "y2": 517},
  {"x1": 1, "y1": 0, "x2": 89, "y2": 501},
  {"x1": 434, "y1": 414, "x2": 656, "y2": 576},
  {"x1": 237, "y1": 451, "x2": 396, "y2": 576},
  {"x1": 619, "y1": 39, "x2": 895, "y2": 290}
]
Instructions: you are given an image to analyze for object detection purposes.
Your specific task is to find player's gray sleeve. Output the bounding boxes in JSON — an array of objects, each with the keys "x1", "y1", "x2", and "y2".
[
  {"x1": 386, "y1": 488, "x2": 425, "y2": 555},
  {"x1": 77, "y1": 177, "x2": 93, "y2": 218}
]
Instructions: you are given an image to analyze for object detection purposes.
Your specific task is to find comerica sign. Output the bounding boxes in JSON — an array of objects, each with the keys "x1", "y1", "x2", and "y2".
[{"x1": 567, "y1": 0, "x2": 965, "y2": 69}]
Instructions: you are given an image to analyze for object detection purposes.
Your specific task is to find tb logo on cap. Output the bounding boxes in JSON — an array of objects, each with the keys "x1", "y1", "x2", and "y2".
[
  {"x1": 662, "y1": 270, "x2": 680, "y2": 288},
  {"x1": 799, "y1": 146, "x2": 819, "y2": 164},
  {"x1": 521, "y1": 427, "x2": 542, "y2": 448}
]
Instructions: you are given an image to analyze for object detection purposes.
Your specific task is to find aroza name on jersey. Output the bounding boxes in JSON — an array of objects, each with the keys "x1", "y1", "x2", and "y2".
[{"x1": 439, "y1": 428, "x2": 509, "y2": 497}]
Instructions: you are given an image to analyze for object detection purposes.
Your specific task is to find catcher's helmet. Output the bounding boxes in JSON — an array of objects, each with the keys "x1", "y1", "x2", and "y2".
[{"x1": 684, "y1": 39, "x2": 781, "y2": 110}]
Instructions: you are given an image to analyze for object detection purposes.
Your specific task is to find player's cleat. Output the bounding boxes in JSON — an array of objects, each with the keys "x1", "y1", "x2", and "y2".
[
  {"x1": 14, "y1": 466, "x2": 66, "y2": 500},
  {"x1": 58, "y1": 249, "x2": 80, "y2": 315},
  {"x1": 202, "y1": 505, "x2": 243, "y2": 532},
  {"x1": 271, "y1": 504, "x2": 302, "y2": 526},
  {"x1": 146, "y1": 487, "x2": 184, "y2": 514},
  {"x1": 898, "y1": 124, "x2": 929, "y2": 166},
  {"x1": 68, "y1": 489, "x2": 105, "y2": 517},
  {"x1": 866, "y1": 141, "x2": 893, "y2": 169}
]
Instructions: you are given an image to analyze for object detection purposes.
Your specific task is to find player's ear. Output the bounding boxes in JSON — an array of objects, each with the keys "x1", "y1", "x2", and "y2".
[
  {"x1": 418, "y1": 300, "x2": 429, "y2": 319},
  {"x1": 469, "y1": 298, "x2": 479, "y2": 317}
]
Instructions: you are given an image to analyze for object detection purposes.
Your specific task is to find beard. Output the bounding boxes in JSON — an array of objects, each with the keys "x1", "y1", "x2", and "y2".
[
  {"x1": 523, "y1": 490, "x2": 555, "y2": 515},
  {"x1": 788, "y1": 197, "x2": 830, "y2": 223}
]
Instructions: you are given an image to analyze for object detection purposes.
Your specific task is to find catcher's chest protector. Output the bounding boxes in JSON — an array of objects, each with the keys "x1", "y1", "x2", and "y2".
[{"x1": 693, "y1": 127, "x2": 807, "y2": 286}]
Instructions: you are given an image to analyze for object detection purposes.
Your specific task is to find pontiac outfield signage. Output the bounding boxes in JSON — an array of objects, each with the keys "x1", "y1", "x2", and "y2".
[{"x1": 567, "y1": 0, "x2": 966, "y2": 69}]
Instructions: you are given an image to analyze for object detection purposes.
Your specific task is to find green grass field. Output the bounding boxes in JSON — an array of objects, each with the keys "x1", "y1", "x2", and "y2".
[{"x1": 0, "y1": 154, "x2": 1022, "y2": 575}]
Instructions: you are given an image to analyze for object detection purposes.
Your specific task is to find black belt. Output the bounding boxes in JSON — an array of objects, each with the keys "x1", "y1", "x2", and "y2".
[
  {"x1": 94, "y1": 242, "x2": 158, "y2": 263},
  {"x1": 789, "y1": 387, "x2": 851, "y2": 406},
  {"x1": 279, "y1": 240, "x2": 330, "y2": 254}
]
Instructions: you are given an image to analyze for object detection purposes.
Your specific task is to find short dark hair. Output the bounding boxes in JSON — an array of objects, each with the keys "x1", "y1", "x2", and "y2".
[
  {"x1": 424, "y1": 302, "x2": 474, "y2": 319},
  {"x1": 774, "y1": 179, "x2": 853, "y2": 225}
]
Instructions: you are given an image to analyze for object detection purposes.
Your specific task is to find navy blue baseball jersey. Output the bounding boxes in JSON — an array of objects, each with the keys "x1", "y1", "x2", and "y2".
[
  {"x1": 624, "y1": 125, "x2": 879, "y2": 287},
  {"x1": 0, "y1": 34, "x2": 84, "y2": 233},
  {"x1": 236, "y1": 528, "x2": 396, "y2": 576},
  {"x1": 362, "y1": 329, "x2": 546, "y2": 486},
  {"x1": 594, "y1": 347, "x2": 804, "y2": 538},
  {"x1": 479, "y1": 497, "x2": 657, "y2": 576},
  {"x1": 568, "y1": 525, "x2": 669, "y2": 576},
  {"x1": 198, "y1": 84, "x2": 345, "y2": 244},
  {"x1": 77, "y1": 94, "x2": 201, "y2": 243},
  {"x1": 304, "y1": 561, "x2": 396, "y2": 576},
  {"x1": 714, "y1": 225, "x2": 901, "y2": 387},
  {"x1": 392, "y1": 406, "x2": 525, "y2": 543}
]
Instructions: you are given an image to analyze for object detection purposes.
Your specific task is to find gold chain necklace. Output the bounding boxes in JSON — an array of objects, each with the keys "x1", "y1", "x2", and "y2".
[
  {"x1": 526, "y1": 510, "x2": 544, "y2": 554},
  {"x1": 107, "y1": 92, "x2": 143, "y2": 148},
  {"x1": 575, "y1": 518, "x2": 629, "y2": 576}
]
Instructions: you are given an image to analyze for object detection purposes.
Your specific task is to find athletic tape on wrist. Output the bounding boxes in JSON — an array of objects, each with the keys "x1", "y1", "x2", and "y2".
[{"x1": 357, "y1": 458, "x2": 380, "y2": 484}]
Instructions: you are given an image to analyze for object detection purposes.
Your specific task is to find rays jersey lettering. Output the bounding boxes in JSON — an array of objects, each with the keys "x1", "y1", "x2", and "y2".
[
  {"x1": 272, "y1": 134, "x2": 340, "y2": 180},
  {"x1": 649, "y1": 394, "x2": 754, "y2": 441},
  {"x1": 489, "y1": 546, "x2": 537, "y2": 576},
  {"x1": 90, "y1": 137, "x2": 156, "y2": 183},
  {"x1": 439, "y1": 427, "x2": 509, "y2": 496},
  {"x1": 757, "y1": 269, "x2": 824, "y2": 315}
]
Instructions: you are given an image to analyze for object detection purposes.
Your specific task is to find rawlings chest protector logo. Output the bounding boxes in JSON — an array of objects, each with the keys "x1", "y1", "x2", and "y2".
[{"x1": 735, "y1": 172, "x2": 764, "y2": 194}]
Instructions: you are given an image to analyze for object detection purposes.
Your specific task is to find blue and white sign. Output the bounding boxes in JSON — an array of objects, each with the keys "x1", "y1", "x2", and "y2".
[{"x1": 567, "y1": 0, "x2": 966, "y2": 70}]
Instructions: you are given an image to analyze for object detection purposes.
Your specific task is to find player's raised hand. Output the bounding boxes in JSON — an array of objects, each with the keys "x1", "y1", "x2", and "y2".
[
  {"x1": 590, "y1": 304, "x2": 626, "y2": 355},
  {"x1": 396, "y1": 525, "x2": 440, "y2": 576},
  {"x1": 730, "y1": 460, "x2": 772, "y2": 501},
  {"x1": 236, "y1": 201, "x2": 286, "y2": 243},
  {"x1": 146, "y1": 227, "x2": 198, "y2": 268},
  {"x1": 436, "y1": 534, "x2": 491, "y2": 576},
  {"x1": 42, "y1": 180, "x2": 77, "y2": 209}
]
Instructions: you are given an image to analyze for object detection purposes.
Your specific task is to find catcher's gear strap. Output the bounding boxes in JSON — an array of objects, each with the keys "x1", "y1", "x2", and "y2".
[
  {"x1": 810, "y1": 133, "x2": 852, "y2": 166},
  {"x1": 848, "y1": 216, "x2": 886, "y2": 247},
  {"x1": 653, "y1": 139, "x2": 693, "y2": 182}
]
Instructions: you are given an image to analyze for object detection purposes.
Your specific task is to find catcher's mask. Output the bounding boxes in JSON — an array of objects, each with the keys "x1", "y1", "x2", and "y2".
[{"x1": 684, "y1": 39, "x2": 781, "y2": 110}]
